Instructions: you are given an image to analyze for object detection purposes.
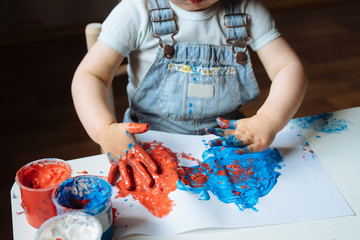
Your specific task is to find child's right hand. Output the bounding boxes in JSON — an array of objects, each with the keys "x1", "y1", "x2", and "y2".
[{"x1": 100, "y1": 122, "x2": 158, "y2": 190}]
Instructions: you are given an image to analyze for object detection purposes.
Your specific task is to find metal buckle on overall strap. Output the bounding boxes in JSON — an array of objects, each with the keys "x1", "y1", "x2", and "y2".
[
  {"x1": 148, "y1": 7, "x2": 178, "y2": 59},
  {"x1": 224, "y1": 13, "x2": 251, "y2": 65}
]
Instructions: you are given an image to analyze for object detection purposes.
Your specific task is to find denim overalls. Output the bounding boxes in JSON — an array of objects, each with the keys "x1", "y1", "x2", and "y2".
[{"x1": 124, "y1": 0, "x2": 259, "y2": 135}]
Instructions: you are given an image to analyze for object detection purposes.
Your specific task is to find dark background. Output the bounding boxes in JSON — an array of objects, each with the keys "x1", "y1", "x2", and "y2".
[{"x1": 1, "y1": 0, "x2": 360, "y2": 239}]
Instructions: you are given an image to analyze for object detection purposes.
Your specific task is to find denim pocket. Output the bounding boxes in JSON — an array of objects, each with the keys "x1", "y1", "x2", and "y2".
[{"x1": 157, "y1": 64, "x2": 241, "y2": 121}]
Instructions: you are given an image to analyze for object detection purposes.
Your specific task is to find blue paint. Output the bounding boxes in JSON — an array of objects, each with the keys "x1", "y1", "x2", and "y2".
[
  {"x1": 208, "y1": 135, "x2": 245, "y2": 149},
  {"x1": 125, "y1": 130, "x2": 132, "y2": 138},
  {"x1": 216, "y1": 117, "x2": 237, "y2": 129},
  {"x1": 177, "y1": 144, "x2": 283, "y2": 211},
  {"x1": 291, "y1": 113, "x2": 350, "y2": 134},
  {"x1": 189, "y1": 103, "x2": 193, "y2": 114},
  {"x1": 107, "y1": 152, "x2": 117, "y2": 162},
  {"x1": 205, "y1": 127, "x2": 224, "y2": 136},
  {"x1": 54, "y1": 176, "x2": 111, "y2": 214}
]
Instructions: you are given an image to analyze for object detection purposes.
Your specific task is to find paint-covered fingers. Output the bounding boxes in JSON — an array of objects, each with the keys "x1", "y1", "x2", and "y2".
[
  {"x1": 127, "y1": 151, "x2": 154, "y2": 188},
  {"x1": 205, "y1": 127, "x2": 236, "y2": 137},
  {"x1": 107, "y1": 162, "x2": 120, "y2": 185},
  {"x1": 233, "y1": 115, "x2": 278, "y2": 153},
  {"x1": 133, "y1": 145, "x2": 158, "y2": 173},
  {"x1": 205, "y1": 117, "x2": 238, "y2": 136},
  {"x1": 205, "y1": 127, "x2": 226, "y2": 136},
  {"x1": 216, "y1": 117, "x2": 238, "y2": 130},
  {"x1": 107, "y1": 152, "x2": 122, "y2": 185},
  {"x1": 117, "y1": 158, "x2": 134, "y2": 191},
  {"x1": 243, "y1": 138, "x2": 272, "y2": 153},
  {"x1": 127, "y1": 123, "x2": 149, "y2": 134}
]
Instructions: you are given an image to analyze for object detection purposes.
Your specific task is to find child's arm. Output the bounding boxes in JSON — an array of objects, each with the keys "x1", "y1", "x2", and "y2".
[
  {"x1": 71, "y1": 40, "x2": 129, "y2": 154},
  {"x1": 222, "y1": 37, "x2": 308, "y2": 152},
  {"x1": 71, "y1": 41, "x2": 157, "y2": 187}
]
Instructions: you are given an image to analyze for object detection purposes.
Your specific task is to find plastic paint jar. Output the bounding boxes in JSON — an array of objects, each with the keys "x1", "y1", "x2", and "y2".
[
  {"x1": 35, "y1": 212, "x2": 102, "y2": 240},
  {"x1": 15, "y1": 158, "x2": 72, "y2": 228},
  {"x1": 52, "y1": 175, "x2": 113, "y2": 240}
]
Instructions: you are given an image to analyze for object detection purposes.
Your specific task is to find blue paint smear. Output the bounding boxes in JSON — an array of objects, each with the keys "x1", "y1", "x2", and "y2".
[
  {"x1": 290, "y1": 113, "x2": 350, "y2": 134},
  {"x1": 177, "y1": 145, "x2": 283, "y2": 211}
]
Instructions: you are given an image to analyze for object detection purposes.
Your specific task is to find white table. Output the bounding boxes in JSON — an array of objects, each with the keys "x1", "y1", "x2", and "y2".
[{"x1": 11, "y1": 107, "x2": 360, "y2": 240}]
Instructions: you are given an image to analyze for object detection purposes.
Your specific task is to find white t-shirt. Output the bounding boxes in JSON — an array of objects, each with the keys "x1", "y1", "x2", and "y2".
[{"x1": 98, "y1": 0, "x2": 280, "y2": 93}]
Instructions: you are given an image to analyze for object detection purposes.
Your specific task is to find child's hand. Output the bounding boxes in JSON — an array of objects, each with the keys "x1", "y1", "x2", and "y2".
[
  {"x1": 206, "y1": 114, "x2": 278, "y2": 152},
  {"x1": 101, "y1": 122, "x2": 158, "y2": 190}
]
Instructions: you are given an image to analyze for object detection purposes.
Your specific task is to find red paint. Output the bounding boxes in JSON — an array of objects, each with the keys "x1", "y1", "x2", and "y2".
[
  {"x1": 112, "y1": 207, "x2": 119, "y2": 222},
  {"x1": 217, "y1": 117, "x2": 230, "y2": 128},
  {"x1": 127, "y1": 123, "x2": 149, "y2": 134},
  {"x1": 178, "y1": 166, "x2": 208, "y2": 188},
  {"x1": 126, "y1": 149, "x2": 154, "y2": 188},
  {"x1": 107, "y1": 163, "x2": 119, "y2": 185},
  {"x1": 117, "y1": 158, "x2": 134, "y2": 190},
  {"x1": 15, "y1": 159, "x2": 72, "y2": 228},
  {"x1": 77, "y1": 170, "x2": 88, "y2": 174},
  {"x1": 133, "y1": 145, "x2": 158, "y2": 173},
  {"x1": 19, "y1": 161, "x2": 71, "y2": 189},
  {"x1": 178, "y1": 152, "x2": 196, "y2": 161},
  {"x1": 115, "y1": 141, "x2": 179, "y2": 218}
]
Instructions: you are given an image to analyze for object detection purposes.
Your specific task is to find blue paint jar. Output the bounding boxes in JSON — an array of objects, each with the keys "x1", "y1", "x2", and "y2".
[{"x1": 52, "y1": 175, "x2": 113, "y2": 240}]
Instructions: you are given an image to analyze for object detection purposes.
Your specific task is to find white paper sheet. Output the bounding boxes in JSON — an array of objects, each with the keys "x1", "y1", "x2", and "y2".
[{"x1": 112, "y1": 128, "x2": 354, "y2": 238}]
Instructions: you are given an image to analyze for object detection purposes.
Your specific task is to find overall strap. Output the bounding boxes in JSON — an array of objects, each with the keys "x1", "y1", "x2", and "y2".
[
  {"x1": 224, "y1": 0, "x2": 250, "y2": 65},
  {"x1": 148, "y1": 0, "x2": 177, "y2": 36},
  {"x1": 223, "y1": 0, "x2": 250, "y2": 42},
  {"x1": 148, "y1": 0, "x2": 177, "y2": 58}
]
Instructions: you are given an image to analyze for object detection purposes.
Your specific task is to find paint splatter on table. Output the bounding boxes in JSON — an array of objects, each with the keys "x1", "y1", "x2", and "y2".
[{"x1": 290, "y1": 113, "x2": 351, "y2": 134}]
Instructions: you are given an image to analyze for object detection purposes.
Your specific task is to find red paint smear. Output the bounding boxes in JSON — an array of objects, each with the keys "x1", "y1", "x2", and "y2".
[
  {"x1": 115, "y1": 141, "x2": 180, "y2": 218},
  {"x1": 77, "y1": 171, "x2": 88, "y2": 174},
  {"x1": 178, "y1": 152, "x2": 196, "y2": 161},
  {"x1": 112, "y1": 207, "x2": 119, "y2": 222},
  {"x1": 217, "y1": 117, "x2": 230, "y2": 128},
  {"x1": 128, "y1": 123, "x2": 149, "y2": 134},
  {"x1": 19, "y1": 162, "x2": 71, "y2": 189},
  {"x1": 227, "y1": 163, "x2": 254, "y2": 184},
  {"x1": 178, "y1": 166, "x2": 209, "y2": 188}
]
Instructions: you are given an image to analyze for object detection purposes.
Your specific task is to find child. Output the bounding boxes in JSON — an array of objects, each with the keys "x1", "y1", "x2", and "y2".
[{"x1": 71, "y1": 0, "x2": 307, "y2": 188}]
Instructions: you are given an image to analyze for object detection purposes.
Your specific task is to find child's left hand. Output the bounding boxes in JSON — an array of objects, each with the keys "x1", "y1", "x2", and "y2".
[{"x1": 205, "y1": 114, "x2": 278, "y2": 152}]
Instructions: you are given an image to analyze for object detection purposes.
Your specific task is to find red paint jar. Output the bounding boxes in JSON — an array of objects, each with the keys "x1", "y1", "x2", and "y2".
[{"x1": 15, "y1": 158, "x2": 72, "y2": 228}]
